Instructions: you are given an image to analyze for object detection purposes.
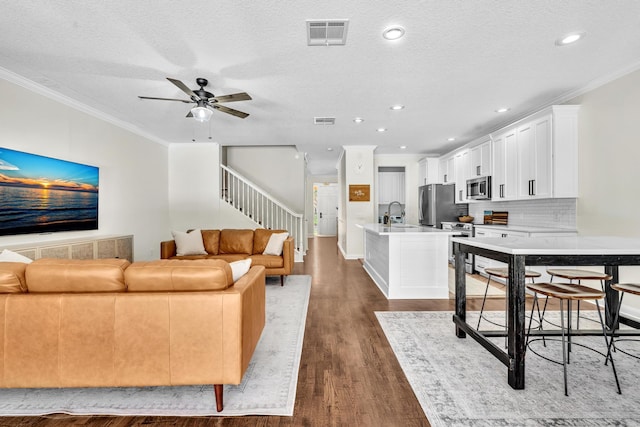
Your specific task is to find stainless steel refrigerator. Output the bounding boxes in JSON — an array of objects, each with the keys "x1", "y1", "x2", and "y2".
[{"x1": 418, "y1": 184, "x2": 459, "y2": 228}]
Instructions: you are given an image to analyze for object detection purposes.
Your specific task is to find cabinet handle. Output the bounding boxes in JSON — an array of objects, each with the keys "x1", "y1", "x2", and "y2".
[
  {"x1": 476, "y1": 165, "x2": 481, "y2": 176},
  {"x1": 459, "y1": 189, "x2": 463, "y2": 201},
  {"x1": 500, "y1": 184, "x2": 504, "y2": 198},
  {"x1": 501, "y1": 233, "x2": 508, "y2": 238},
  {"x1": 531, "y1": 179, "x2": 536, "y2": 196},
  {"x1": 444, "y1": 174, "x2": 447, "y2": 183}
]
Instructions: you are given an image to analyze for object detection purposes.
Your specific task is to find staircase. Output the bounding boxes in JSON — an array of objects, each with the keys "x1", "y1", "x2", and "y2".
[{"x1": 220, "y1": 165, "x2": 305, "y2": 254}]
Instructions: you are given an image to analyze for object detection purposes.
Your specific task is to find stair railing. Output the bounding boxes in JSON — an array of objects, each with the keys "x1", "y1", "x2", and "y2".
[{"x1": 220, "y1": 165, "x2": 305, "y2": 252}]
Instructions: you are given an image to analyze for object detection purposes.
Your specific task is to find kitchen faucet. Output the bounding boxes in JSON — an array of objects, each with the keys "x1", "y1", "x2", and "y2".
[{"x1": 387, "y1": 201, "x2": 405, "y2": 224}]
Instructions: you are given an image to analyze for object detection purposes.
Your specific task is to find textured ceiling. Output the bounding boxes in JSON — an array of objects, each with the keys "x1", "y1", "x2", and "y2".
[{"x1": 1, "y1": 1, "x2": 640, "y2": 175}]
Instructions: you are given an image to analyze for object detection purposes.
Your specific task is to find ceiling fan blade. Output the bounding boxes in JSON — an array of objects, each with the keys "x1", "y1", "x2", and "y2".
[
  {"x1": 138, "y1": 96, "x2": 192, "y2": 103},
  {"x1": 211, "y1": 92, "x2": 252, "y2": 103},
  {"x1": 212, "y1": 104, "x2": 249, "y2": 119},
  {"x1": 186, "y1": 111, "x2": 193, "y2": 118},
  {"x1": 167, "y1": 77, "x2": 200, "y2": 101}
]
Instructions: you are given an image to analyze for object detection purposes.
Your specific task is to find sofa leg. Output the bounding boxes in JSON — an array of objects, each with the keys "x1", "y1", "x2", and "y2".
[
  {"x1": 281, "y1": 275, "x2": 284, "y2": 286},
  {"x1": 214, "y1": 384, "x2": 224, "y2": 412}
]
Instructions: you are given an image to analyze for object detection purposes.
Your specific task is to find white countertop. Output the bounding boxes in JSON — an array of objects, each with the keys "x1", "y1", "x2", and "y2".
[
  {"x1": 362, "y1": 223, "x2": 458, "y2": 236},
  {"x1": 472, "y1": 224, "x2": 577, "y2": 234},
  {"x1": 451, "y1": 235, "x2": 640, "y2": 255}
]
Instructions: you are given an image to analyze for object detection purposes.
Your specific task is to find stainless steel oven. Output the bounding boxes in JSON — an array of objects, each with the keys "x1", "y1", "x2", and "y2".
[{"x1": 442, "y1": 222, "x2": 474, "y2": 273}]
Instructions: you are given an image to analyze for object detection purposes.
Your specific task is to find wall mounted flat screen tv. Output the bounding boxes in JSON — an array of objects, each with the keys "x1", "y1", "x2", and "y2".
[{"x1": 0, "y1": 147, "x2": 99, "y2": 236}]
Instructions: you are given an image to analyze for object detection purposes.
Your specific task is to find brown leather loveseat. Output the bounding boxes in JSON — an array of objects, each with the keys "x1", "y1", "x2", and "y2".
[
  {"x1": 0, "y1": 257, "x2": 265, "y2": 412},
  {"x1": 161, "y1": 228, "x2": 294, "y2": 285}
]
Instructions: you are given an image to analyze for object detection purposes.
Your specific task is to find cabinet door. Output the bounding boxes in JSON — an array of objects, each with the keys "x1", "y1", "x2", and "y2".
[
  {"x1": 418, "y1": 158, "x2": 427, "y2": 186},
  {"x1": 491, "y1": 133, "x2": 506, "y2": 199},
  {"x1": 454, "y1": 150, "x2": 469, "y2": 203},
  {"x1": 492, "y1": 130, "x2": 517, "y2": 200},
  {"x1": 470, "y1": 141, "x2": 491, "y2": 177},
  {"x1": 441, "y1": 156, "x2": 455, "y2": 184},
  {"x1": 517, "y1": 116, "x2": 552, "y2": 199}
]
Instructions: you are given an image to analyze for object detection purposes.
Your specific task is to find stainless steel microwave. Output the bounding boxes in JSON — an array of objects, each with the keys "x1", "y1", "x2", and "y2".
[{"x1": 466, "y1": 176, "x2": 491, "y2": 200}]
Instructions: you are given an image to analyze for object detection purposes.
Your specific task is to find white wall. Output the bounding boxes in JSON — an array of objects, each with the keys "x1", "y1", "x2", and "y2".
[
  {"x1": 226, "y1": 146, "x2": 306, "y2": 213},
  {"x1": 567, "y1": 68, "x2": 640, "y2": 315},
  {"x1": 0, "y1": 77, "x2": 171, "y2": 261},
  {"x1": 340, "y1": 146, "x2": 376, "y2": 259}
]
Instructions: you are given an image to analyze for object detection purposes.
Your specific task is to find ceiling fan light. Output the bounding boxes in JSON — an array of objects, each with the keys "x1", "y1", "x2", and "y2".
[{"x1": 191, "y1": 106, "x2": 213, "y2": 122}]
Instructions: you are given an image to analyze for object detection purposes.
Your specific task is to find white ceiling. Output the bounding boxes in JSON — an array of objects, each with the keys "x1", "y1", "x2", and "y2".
[{"x1": 1, "y1": 1, "x2": 640, "y2": 175}]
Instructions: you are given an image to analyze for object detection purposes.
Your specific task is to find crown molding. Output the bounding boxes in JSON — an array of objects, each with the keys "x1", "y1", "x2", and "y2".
[{"x1": 0, "y1": 66, "x2": 172, "y2": 147}]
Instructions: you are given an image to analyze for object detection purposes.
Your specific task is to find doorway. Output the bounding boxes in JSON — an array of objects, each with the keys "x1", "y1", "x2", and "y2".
[{"x1": 314, "y1": 183, "x2": 338, "y2": 236}]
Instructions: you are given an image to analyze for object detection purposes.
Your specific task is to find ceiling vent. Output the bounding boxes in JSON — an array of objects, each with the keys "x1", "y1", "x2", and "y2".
[
  {"x1": 307, "y1": 20, "x2": 349, "y2": 46},
  {"x1": 314, "y1": 117, "x2": 336, "y2": 125}
]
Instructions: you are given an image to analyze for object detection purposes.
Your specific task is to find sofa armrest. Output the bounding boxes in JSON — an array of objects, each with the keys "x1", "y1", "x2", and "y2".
[
  {"x1": 160, "y1": 240, "x2": 177, "y2": 259},
  {"x1": 282, "y1": 237, "x2": 294, "y2": 275}
]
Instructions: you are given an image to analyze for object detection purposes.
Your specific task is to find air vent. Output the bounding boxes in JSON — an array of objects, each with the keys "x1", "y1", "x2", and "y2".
[
  {"x1": 307, "y1": 20, "x2": 349, "y2": 46},
  {"x1": 314, "y1": 117, "x2": 336, "y2": 125}
]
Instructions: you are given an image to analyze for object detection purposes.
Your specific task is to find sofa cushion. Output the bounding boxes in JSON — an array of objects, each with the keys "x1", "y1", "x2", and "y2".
[
  {"x1": 201, "y1": 230, "x2": 221, "y2": 255},
  {"x1": 219, "y1": 229, "x2": 254, "y2": 255},
  {"x1": 0, "y1": 262, "x2": 28, "y2": 293},
  {"x1": 26, "y1": 258, "x2": 130, "y2": 293},
  {"x1": 172, "y1": 229, "x2": 207, "y2": 256},
  {"x1": 263, "y1": 232, "x2": 289, "y2": 256},
  {"x1": 207, "y1": 254, "x2": 249, "y2": 263},
  {"x1": 229, "y1": 258, "x2": 252, "y2": 282},
  {"x1": 249, "y1": 254, "x2": 285, "y2": 269},
  {"x1": 125, "y1": 259, "x2": 233, "y2": 291},
  {"x1": 253, "y1": 229, "x2": 287, "y2": 254},
  {"x1": 0, "y1": 249, "x2": 33, "y2": 264}
]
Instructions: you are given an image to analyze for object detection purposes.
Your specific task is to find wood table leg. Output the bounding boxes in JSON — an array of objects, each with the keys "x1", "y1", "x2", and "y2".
[
  {"x1": 454, "y1": 242, "x2": 467, "y2": 338},
  {"x1": 507, "y1": 254, "x2": 526, "y2": 389}
]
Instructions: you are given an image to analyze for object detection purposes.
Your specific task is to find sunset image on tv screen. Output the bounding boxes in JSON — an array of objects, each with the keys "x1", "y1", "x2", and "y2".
[{"x1": 0, "y1": 147, "x2": 99, "y2": 236}]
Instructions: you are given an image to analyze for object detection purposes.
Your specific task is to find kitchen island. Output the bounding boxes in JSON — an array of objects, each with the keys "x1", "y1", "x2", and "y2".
[{"x1": 362, "y1": 223, "x2": 457, "y2": 299}]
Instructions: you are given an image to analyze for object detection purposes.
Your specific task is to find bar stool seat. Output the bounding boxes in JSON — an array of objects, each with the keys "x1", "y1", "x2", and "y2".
[
  {"x1": 526, "y1": 282, "x2": 620, "y2": 396},
  {"x1": 477, "y1": 267, "x2": 541, "y2": 330},
  {"x1": 546, "y1": 269, "x2": 612, "y2": 329},
  {"x1": 606, "y1": 283, "x2": 640, "y2": 363}
]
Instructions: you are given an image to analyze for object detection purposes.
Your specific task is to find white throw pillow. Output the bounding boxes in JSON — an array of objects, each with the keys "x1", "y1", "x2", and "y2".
[
  {"x1": 0, "y1": 249, "x2": 33, "y2": 263},
  {"x1": 172, "y1": 229, "x2": 207, "y2": 256},
  {"x1": 263, "y1": 232, "x2": 289, "y2": 256},
  {"x1": 229, "y1": 258, "x2": 252, "y2": 282}
]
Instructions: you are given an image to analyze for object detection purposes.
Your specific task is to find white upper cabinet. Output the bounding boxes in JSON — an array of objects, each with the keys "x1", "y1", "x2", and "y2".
[
  {"x1": 491, "y1": 129, "x2": 518, "y2": 200},
  {"x1": 454, "y1": 149, "x2": 469, "y2": 203},
  {"x1": 418, "y1": 157, "x2": 440, "y2": 186},
  {"x1": 492, "y1": 105, "x2": 579, "y2": 201},
  {"x1": 470, "y1": 140, "x2": 491, "y2": 178},
  {"x1": 378, "y1": 171, "x2": 405, "y2": 204},
  {"x1": 440, "y1": 155, "x2": 455, "y2": 184}
]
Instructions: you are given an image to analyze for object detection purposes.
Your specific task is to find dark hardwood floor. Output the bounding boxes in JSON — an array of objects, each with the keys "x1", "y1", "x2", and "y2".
[{"x1": 2, "y1": 236, "x2": 513, "y2": 427}]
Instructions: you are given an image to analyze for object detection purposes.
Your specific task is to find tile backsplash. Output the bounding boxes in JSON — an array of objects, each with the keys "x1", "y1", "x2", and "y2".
[{"x1": 468, "y1": 198, "x2": 576, "y2": 229}]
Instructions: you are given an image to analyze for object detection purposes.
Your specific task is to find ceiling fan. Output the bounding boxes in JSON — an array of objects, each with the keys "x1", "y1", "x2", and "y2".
[{"x1": 138, "y1": 77, "x2": 251, "y2": 121}]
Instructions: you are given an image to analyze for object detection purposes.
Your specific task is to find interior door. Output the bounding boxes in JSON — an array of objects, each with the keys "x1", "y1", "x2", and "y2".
[{"x1": 316, "y1": 183, "x2": 338, "y2": 236}]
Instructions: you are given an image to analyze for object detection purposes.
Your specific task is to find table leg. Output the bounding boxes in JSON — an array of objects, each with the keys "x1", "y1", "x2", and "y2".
[
  {"x1": 604, "y1": 265, "x2": 619, "y2": 329},
  {"x1": 454, "y1": 242, "x2": 467, "y2": 338},
  {"x1": 507, "y1": 254, "x2": 526, "y2": 389}
]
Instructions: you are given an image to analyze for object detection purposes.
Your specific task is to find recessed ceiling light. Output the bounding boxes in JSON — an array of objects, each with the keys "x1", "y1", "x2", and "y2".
[
  {"x1": 383, "y1": 26, "x2": 405, "y2": 40},
  {"x1": 495, "y1": 107, "x2": 509, "y2": 113},
  {"x1": 353, "y1": 117, "x2": 364, "y2": 123},
  {"x1": 399, "y1": 145, "x2": 407, "y2": 149},
  {"x1": 447, "y1": 137, "x2": 456, "y2": 142},
  {"x1": 327, "y1": 147, "x2": 333, "y2": 151},
  {"x1": 390, "y1": 105, "x2": 405, "y2": 110},
  {"x1": 556, "y1": 31, "x2": 585, "y2": 46},
  {"x1": 377, "y1": 128, "x2": 387, "y2": 132}
]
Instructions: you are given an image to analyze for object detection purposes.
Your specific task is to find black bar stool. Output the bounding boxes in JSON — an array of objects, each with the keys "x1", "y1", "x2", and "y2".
[
  {"x1": 477, "y1": 267, "x2": 542, "y2": 330},
  {"x1": 606, "y1": 283, "x2": 640, "y2": 365},
  {"x1": 546, "y1": 269, "x2": 612, "y2": 329},
  {"x1": 526, "y1": 282, "x2": 620, "y2": 396}
]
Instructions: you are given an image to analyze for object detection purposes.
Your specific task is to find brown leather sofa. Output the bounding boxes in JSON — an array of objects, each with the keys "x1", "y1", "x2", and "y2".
[
  {"x1": 161, "y1": 229, "x2": 294, "y2": 285},
  {"x1": 0, "y1": 257, "x2": 266, "y2": 412}
]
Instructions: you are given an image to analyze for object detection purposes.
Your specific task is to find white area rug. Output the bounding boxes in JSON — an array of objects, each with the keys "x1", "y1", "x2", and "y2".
[
  {"x1": 447, "y1": 266, "x2": 504, "y2": 298},
  {"x1": 376, "y1": 311, "x2": 640, "y2": 427},
  {"x1": 0, "y1": 275, "x2": 311, "y2": 417}
]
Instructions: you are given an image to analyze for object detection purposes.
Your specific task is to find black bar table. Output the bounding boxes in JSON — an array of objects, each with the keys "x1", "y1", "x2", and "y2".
[{"x1": 452, "y1": 235, "x2": 640, "y2": 390}]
